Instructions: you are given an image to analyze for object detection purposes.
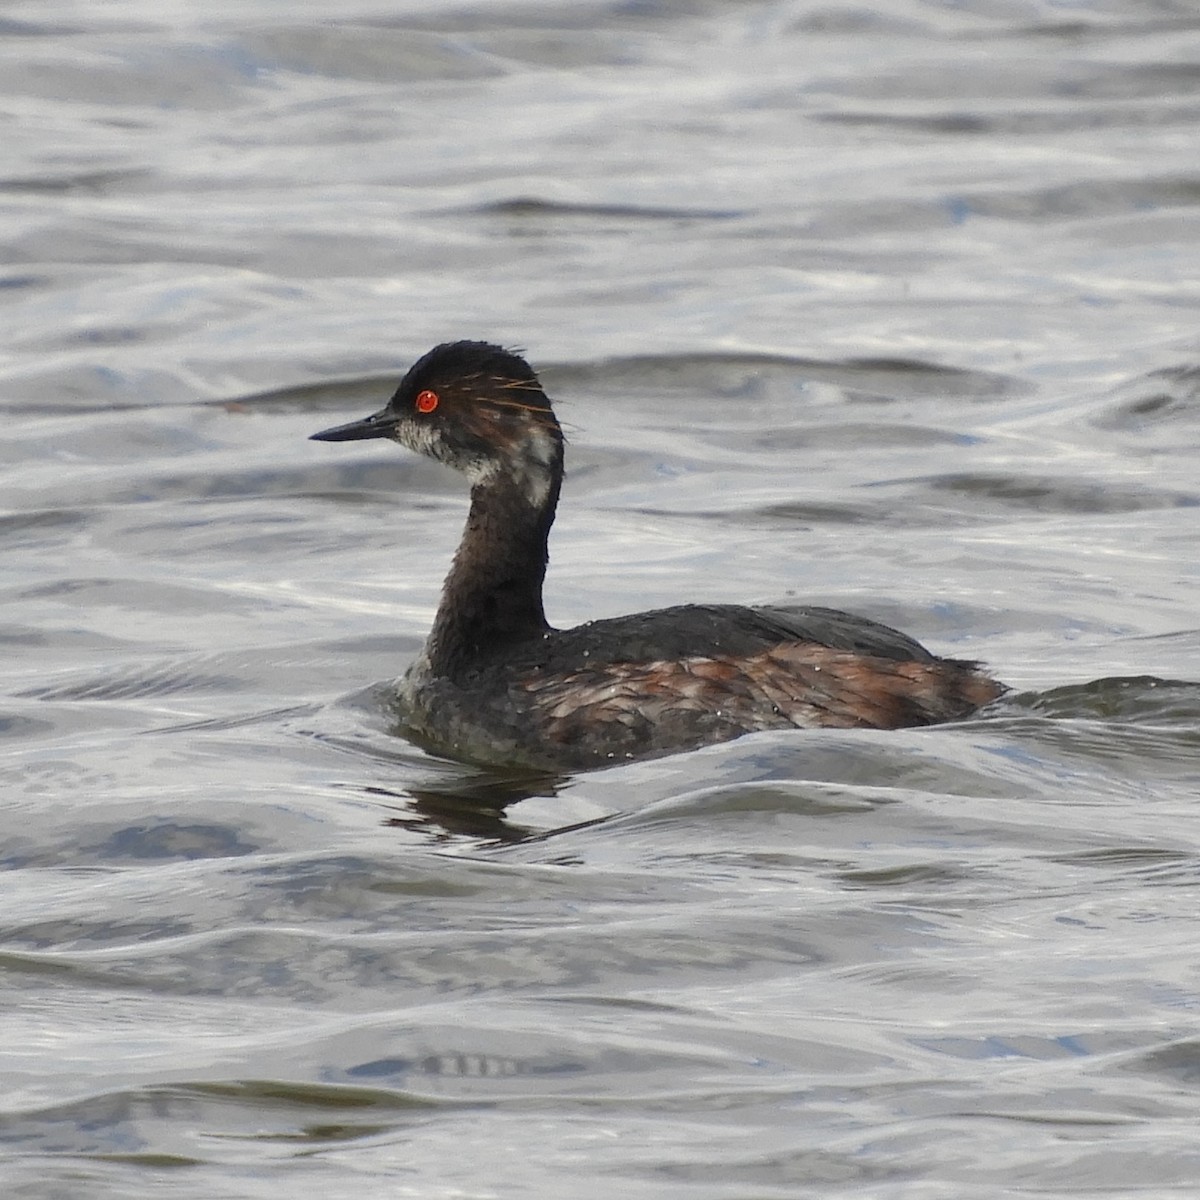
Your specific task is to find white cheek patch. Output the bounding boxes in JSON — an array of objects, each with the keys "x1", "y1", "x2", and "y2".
[
  {"x1": 395, "y1": 413, "x2": 557, "y2": 509},
  {"x1": 398, "y1": 419, "x2": 490, "y2": 482}
]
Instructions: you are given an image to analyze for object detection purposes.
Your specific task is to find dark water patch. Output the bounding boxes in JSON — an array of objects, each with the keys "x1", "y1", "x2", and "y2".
[
  {"x1": 668, "y1": 494, "x2": 988, "y2": 530},
  {"x1": 837, "y1": 862, "x2": 972, "y2": 890},
  {"x1": 753, "y1": 421, "x2": 969, "y2": 451},
  {"x1": 0, "y1": 908, "x2": 201, "y2": 954},
  {"x1": 146, "y1": 703, "x2": 320, "y2": 737},
  {"x1": 0, "y1": 713, "x2": 56, "y2": 741},
  {"x1": 1095, "y1": 364, "x2": 1200, "y2": 433},
  {"x1": 44, "y1": 463, "x2": 446, "y2": 517},
  {"x1": 106, "y1": 819, "x2": 255, "y2": 862},
  {"x1": 366, "y1": 0, "x2": 760, "y2": 36},
  {"x1": 0, "y1": 507, "x2": 89, "y2": 546},
  {"x1": 119, "y1": 464, "x2": 413, "y2": 505},
  {"x1": 7, "y1": 577, "x2": 261, "y2": 615},
  {"x1": 816, "y1": 101, "x2": 1200, "y2": 136},
  {"x1": 0, "y1": 702, "x2": 150, "y2": 751},
  {"x1": 552, "y1": 352, "x2": 1024, "y2": 404},
  {"x1": 0, "y1": 169, "x2": 152, "y2": 197},
  {"x1": 20, "y1": 659, "x2": 242, "y2": 702},
  {"x1": 1043, "y1": 848, "x2": 1200, "y2": 890},
  {"x1": 0, "y1": 273, "x2": 48, "y2": 292},
  {"x1": 186, "y1": 1077, "x2": 443, "y2": 1112},
  {"x1": 3, "y1": 35, "x2": 275, "y2": 110},
  {"x1": 1049, "y1": 847, "x2": 1195, "y2": 868},
  {"x1": 977, "y1": 716, "x2": 1200, "y2": 800},
  {"x1": 0, "y1": 17, "x2": 87, "y2": 36},
  {"x1": 993, "y1": 13, "x2": 1200, "y2": 42},
  {"x1": 640, "y1": 498, "x2": 894, "y2": 528},
  {"x1": 457, "y1": 196, "x2": 745, "y2": 222},
  {"x1": 594, "y1": 714, "x2": 1200, "y2": 820},
  {"x1": 788, "y1": 7, "x2": 926, "y2": 36},
  {"x1": 0, "y1": 916, "x2": 828, "y2": 1003},
  {"x1": 0, "y1": 1089, "x2": 200, "y2": 1159},
  {"x1": 1126, "y1": 1040, "x2": 1200, "y2": 1087},
  {"x1": 908, "y1": 472, "x2": 1199, "y2": 515},
  {"x1": 592, "y1": 734, "x2": 1028, "y2": 811},
  {"x1": 238, "y1": 25, "x2": 509, "y2": 84},
  {"x1": 1018, "y1": 676, "x2": 1200, "y2": 725},
  {"x1": 611, "y1": 780, "x2": 894, "y2": 825},
  {"x1": 822, "y1": 51, "x2": 1200, "y2": 107},
  {"x1": 53, "y1": 324, "x2": 152, "y2": 349},
  {"x1": 0, "y1": 1082, "x2": 435, "y2": 1162},
  {"x1": 0, "y1": 412, "x2": 219, "y2": 467},
  {"x1": 1058, "y1": 61, "x2": 1200, "y2": 103},
  {"x1": 0, "y1": 362, "x2": 197, "y2": 414},
  {"x1": 0, "y1": 624, "x2": 51, "y2": 648},
  {"x1": 960, "y1": 174, "x2": 1200, "y2": 224},
  {"x1": 216, "y1": 373, "x2": 402, "y2": 414},
  {"x1": 1121, "y1": 628, "x2": 1200, "y2": 654},
  {"x1": 912, "y1": 1030, "x2": 1138, "y2": 1066},
  {"x1": 797, "y1": 173, "x2": 1200, "y2": 243}
]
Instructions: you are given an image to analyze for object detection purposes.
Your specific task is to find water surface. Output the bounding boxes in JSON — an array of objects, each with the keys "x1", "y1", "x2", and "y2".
[{"x1": 3, "y1": 1, "x2": 1200, "y2": 1196}]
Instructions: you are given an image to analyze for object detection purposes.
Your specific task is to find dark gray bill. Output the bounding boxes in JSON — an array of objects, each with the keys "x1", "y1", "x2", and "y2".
[{"x1": 309, "y1": 410, "x2": 397, "y2": 442}]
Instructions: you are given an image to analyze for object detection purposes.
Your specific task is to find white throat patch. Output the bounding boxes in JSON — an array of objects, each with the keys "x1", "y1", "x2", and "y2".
[{"x1": 511, "y1": 424, "x2": 558, "y2": 510}]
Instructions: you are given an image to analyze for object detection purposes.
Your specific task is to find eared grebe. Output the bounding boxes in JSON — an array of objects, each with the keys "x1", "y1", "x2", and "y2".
[{"x1": 312, "y1": 341, "x2": 1001, "y2": 770}]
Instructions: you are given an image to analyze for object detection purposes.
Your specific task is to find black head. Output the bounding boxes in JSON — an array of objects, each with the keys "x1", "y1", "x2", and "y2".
[{"x1": 311, "y1": 341, "x2": 563, "y2": 502}]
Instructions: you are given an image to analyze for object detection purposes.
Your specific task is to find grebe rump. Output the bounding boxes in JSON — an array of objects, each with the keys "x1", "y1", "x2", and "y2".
[{"x1": 312, "y1": 341, "x2": 1001, "y2": 770}]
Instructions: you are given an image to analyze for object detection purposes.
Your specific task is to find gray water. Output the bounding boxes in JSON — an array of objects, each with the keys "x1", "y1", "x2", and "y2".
[{"x1": 3, "y1": 1, "x2": 1200, "y2": 1196}]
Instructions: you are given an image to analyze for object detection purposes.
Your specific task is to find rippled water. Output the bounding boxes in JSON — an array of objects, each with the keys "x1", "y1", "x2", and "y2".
[{"x1": 3, "y1": 1, "x2": 1200, "y2": 1196}]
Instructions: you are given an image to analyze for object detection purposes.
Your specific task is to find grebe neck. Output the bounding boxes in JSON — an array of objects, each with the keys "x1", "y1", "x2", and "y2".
[{"x1": 422, "y1": 469, "x2": 561, "y2": 681}]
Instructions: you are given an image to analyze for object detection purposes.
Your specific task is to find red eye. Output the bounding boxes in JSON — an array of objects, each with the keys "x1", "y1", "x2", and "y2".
[{"x1": 415, "y1": 389, "x2": 439, "y2": 414}]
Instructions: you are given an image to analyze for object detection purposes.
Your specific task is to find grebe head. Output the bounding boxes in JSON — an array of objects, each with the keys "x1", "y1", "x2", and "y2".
[{"x1": 311, "y1": 341, "x2": 563, "y2": 506}]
